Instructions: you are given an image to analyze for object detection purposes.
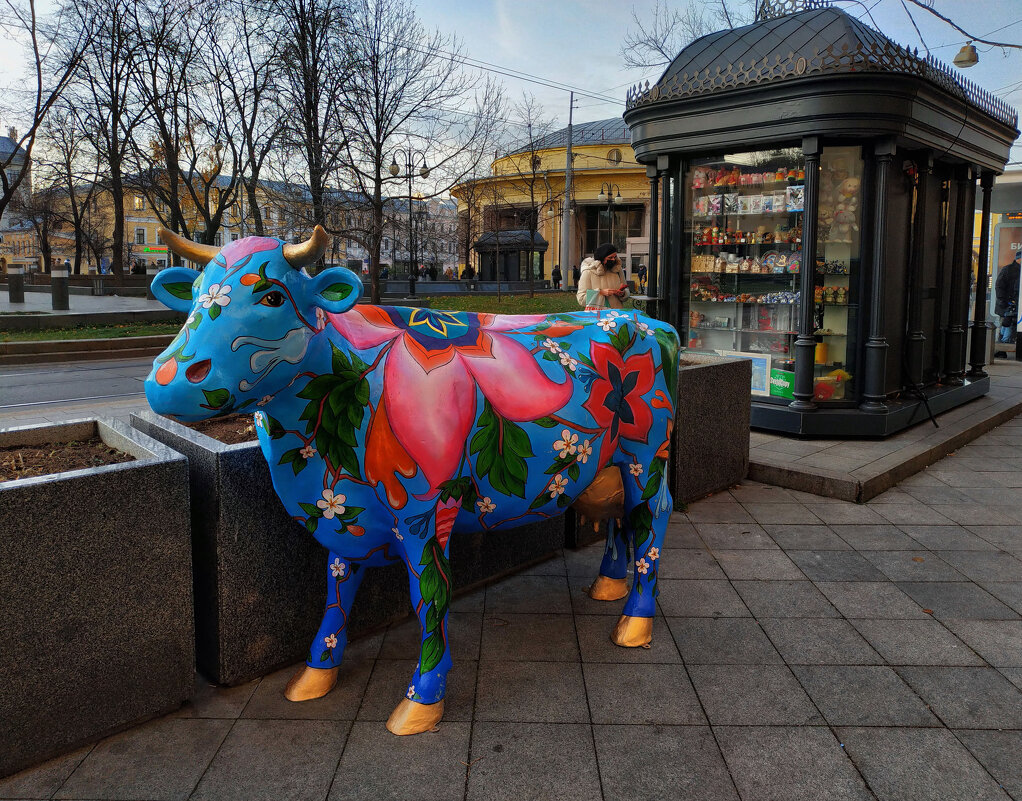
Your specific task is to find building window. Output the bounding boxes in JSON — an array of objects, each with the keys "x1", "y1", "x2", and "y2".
[
  {"x1": 607, "y1": 148, "x2": 623, "y2": 165},
  {"x1": 214, "y1": 232, "x2": 223, "y2": 247},
  {"x1": 156, "y1": 230, "x2": 164, "y2": 245},
  {"x1": 134, "y1": 227, "x2": 146, "y2": 245},
  {"x1": 583, "y1": 204, "x2": 643, "y2": 255},
  {"x1": 134, "y1": 195, "x2": 145, "y2": 211},
  {"x1": 231, "y1": 233, "x2": 239, "y2": 242}
]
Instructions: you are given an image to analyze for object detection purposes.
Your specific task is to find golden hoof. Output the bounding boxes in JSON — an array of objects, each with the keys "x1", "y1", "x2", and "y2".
[
  {"x1": 386, "y1": 698, "x2": 445, "y2": 735},
  {"x1": 611, "y1": 615, "x2": 654, "y2": 648},
  {"x1": 587, "y1": 575, "x2": 629, "y2": 601},
  {"x1": 284, "y1": 664, "x2": 339, "y2": 702}
]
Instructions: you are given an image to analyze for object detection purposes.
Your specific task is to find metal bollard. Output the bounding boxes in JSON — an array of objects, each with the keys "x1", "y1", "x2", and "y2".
[
  {"x1": 408, "y1": 274, "x2": 416, "y2": 297},
  {"x1": 50, "y1": 267, "x2": 70, "y2": 311},
  {"x1": 7, "y1": 266, "x2": 25, "y2": 303},
  {"x1": 146, "y1": 264, "x2": 159, "y2": 300}
]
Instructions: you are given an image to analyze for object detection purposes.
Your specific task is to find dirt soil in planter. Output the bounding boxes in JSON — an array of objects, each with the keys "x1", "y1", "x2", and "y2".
[
  {"x1": 0, "y1": 437, "x2": 134, "y2": 482},
  {"x1": 187, "y1": 414, "x2": 259, "y2": 445}
]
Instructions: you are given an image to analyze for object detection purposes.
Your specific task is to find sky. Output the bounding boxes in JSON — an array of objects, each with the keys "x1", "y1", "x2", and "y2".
[
  {"x1": 1, "y1": 0, "x2": 1020, "y2": 161},
  {"x1": 416, "y1": 0, "x2": 1022, "y2": 163}
]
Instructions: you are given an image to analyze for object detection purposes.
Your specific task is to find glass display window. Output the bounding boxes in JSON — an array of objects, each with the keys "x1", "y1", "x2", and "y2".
[
  {"x1": 812, "y1": 145, "x2": 863, "y2": 402},
  {"x1": 685, "y1": 149, "x2": 806, "y2": 402}
]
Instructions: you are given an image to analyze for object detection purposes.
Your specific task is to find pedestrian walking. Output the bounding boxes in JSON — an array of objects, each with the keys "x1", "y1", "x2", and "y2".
[
  {"x1": 576, "y1": 244, "x2": 629, "y2": 310},
  {"x1": 551, "y1": 264, "x2": 562, "y2": 290},
  {"x1": 995, "y1": 249, "x2": 1020, "y2": 349},
  {"x1": 635, "y1": 263, "x2": 648, "y2": 294},
  {"x1": 571, "y1": 264, "x2": 581, "y2": 288}
]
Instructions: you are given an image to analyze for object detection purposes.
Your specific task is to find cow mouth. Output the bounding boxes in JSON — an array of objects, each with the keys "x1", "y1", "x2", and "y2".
[{"x1": 186, "y1": 359, "x2": 212, "y2": 383}]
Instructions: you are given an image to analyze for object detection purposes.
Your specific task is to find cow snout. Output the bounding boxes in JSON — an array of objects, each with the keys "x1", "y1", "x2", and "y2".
[{"x1": 186, "y1": 358, "x2": 212, "y2": 384}]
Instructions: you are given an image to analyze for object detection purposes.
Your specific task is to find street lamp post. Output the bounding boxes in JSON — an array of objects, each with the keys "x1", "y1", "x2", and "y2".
[
  {"x1": 597, "y1": 182, "x2": 624, "y2": 251},
  {"x1": 388, "y1": 147, "x2": 430, "y2": 297}
]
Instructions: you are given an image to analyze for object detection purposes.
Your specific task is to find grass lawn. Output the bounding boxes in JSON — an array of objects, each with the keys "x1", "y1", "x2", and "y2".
[
  {"x1": 0, "y1": 321, "x2": 183, "y2": 343},
  {"x1": 0, "y1": 294, "x2": 627, "y2": 342},
  {"x1": 427, "y1": 293, "x2": 630, "y2": 315}
]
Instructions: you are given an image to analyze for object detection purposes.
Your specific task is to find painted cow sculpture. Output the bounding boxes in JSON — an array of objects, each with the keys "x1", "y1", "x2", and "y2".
[{"x1": 146, "y1": 227, "x2": 680, "y2": 735}]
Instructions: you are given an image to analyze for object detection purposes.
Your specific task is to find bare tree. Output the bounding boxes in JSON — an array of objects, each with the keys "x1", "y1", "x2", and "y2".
[
  {"x1": 331, "y1": 0, "x2": 504, "y2": 303},
  {"x1": 489, "y1": 94, "x2": 560, "y2": 298},
  {"x1": 269, "y1": 0, "x2": 350, "y2": 235},
  {"x1": 58, "y1": 0, "x2": 147, "y2": 280},
  {"x1": 0, "y1": 0, "x2": 92, "y2": 225},
  {"x1": 212, "y1": 0, "x2": 282, "y2": 236},
  {"x1": 35, "y1": 103, "x2": 104, "y2": 273},
  {"x1": 621, "y1": 0, "x2": 756, "y2": 70},
  {"x1": 125, "y1": 1, "x2": 242, "y2": 246}
]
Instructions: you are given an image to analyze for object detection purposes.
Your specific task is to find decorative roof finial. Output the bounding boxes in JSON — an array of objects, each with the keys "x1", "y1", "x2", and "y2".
[{"x1": 755, "y1": 0, "x2": 831, "y2": 22}]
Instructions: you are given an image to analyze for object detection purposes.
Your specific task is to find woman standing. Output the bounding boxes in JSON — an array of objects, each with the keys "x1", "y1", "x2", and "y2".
[{"x1": 576, "y1": 243, "x2": 630, "y2": 310}]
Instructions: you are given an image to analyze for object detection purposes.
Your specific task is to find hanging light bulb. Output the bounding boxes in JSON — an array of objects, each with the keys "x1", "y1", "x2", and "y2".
[
  {"x1": 388, "y1": 156, "x2": 400, "y2": 177},
  {"x1": 953, "y1": 42, "x2": 978, "y2": 68}
]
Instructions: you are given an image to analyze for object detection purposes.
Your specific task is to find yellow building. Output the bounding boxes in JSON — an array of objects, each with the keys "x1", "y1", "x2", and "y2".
[{"x1": 451, "y1": 117, "x2": 650, "y2": 282}]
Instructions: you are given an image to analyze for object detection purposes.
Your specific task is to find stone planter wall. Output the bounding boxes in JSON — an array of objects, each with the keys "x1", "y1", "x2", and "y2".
[
  {"x1": 672, "y1": 355, "x2": 751, "y2": 503},
  {"x1": 131, "y1": 410, "x2": 326, "y2": 687},
  {"x1": 131, "y1": 411, "x2": 566, "y2": 686},
  {"x1": 0, "y1": 419, "x2": 193, "y2": 779}
]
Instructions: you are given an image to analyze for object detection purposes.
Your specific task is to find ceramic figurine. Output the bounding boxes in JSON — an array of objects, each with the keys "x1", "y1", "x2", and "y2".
[{"x1": 145, "y1": 228, "x2": 679, "y2": 736}]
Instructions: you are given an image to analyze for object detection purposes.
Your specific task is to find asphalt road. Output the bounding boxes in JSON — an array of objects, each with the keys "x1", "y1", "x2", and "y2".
[{"x1": 0, "y1": 357, "x2": 152, "y2": 410}]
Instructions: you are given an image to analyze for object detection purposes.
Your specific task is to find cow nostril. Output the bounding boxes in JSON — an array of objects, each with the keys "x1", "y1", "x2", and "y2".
[{"x1": 186, "y1": 359, "x2": 212, "y2": 383}]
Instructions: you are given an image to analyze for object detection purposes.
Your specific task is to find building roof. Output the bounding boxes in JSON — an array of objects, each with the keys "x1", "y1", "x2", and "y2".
[
  {"x1": 472, "y1": 230, "x2": 548, "y2": 252},
  {"x1": 506, "y1": 117, "x2": 629, "y2": 156},
  {"x1": 0, "y1": 135, "x2": 27, "y2": 161},
  {"x1": 625, "y1": 4, "x2": 1016, "y2": 129}
]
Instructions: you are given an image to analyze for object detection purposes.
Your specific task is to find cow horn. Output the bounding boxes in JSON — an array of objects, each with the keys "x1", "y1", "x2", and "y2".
[
  {"x1": 159, "y1": 227, "x2": 220, "y2": 264},
  {"x1": 283, "y1": 225, "x2": 330, "y2": 269}
]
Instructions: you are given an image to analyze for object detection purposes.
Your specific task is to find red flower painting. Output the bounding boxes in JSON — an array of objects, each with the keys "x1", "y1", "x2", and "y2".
[
  {"x1": 583, "y1": 342, "x2": 656, "y2": 467},
  {"x1": 329, "y1": 306, "x2": 573, "y2": 495}
]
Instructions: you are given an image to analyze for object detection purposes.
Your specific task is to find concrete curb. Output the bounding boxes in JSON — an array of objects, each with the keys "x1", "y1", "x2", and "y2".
[
  {"x1": 750, "y1": 394, "x2": 1022, "y2": 502},
  {"x1": 0, "y1": 335, "x2": 174, "y2": 365}
]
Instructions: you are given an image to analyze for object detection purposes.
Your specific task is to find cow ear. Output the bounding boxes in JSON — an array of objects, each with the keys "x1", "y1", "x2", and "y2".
[
  {"x1": 308, "y1": 267, "x2": 362, "y2": 314},
  {"x1": 151, "y1": 267, "x2": 200, "y2": 313}
]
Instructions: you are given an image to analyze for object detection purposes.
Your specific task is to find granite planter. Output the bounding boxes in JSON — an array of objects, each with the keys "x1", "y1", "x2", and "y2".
[
  {"x1": 0, "y1": 419, "x2": 193, "y2": 779},
  {"x1": 131, "y1": 410, "x2": 567, "y2": 686},
  {"x1": 672, "y1": 354, "x2": 751, "y2": 503},
  {"x1": 132, "y1": 409, "x2": 326, "y2": 686}
]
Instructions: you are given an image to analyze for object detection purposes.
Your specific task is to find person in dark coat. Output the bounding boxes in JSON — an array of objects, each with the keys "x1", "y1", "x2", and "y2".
[
  {"x1": 995, "y1": 250, "x2": 1021, "y2": 345},
  {"x1": 551, "y1": 264, "x2": 562, "y2": 289},
  {"x1": 571, "y1": 264, "x2": 581, "y2": 288}
]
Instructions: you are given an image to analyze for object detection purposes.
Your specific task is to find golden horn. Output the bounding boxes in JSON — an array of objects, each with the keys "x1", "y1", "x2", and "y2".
[
  {"x1": 158, "y1": 227, "x2": 220, "y2": 264},
  {"x1": 283, "y1": 225, "x2": 330, "y2": 269}
]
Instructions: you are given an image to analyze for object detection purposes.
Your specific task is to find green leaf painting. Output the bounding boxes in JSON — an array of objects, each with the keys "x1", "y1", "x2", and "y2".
[
  {"x1": 418, "y1": 536, "x2": 452, "y2": 674},
  {"x1": 163, "y1": 282, "x2": 193, "y2": 301},
  {"x1": 321, "y1": 282, "x2": 354, "y2": 302},
  {"x1": 297, "y1": 343, "x2": 368, "y2": 478},
  {"x1": 469, "y1": 400, "x2": 533, "y2": 498}
]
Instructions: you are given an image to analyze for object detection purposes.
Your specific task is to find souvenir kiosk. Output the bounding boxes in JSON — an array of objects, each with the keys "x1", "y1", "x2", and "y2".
[{"x1": 623, "y1": 0, "x2": 1019, "y2": 436}]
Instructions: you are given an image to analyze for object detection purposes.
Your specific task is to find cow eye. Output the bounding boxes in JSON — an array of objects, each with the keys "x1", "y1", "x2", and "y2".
[{"x1": 259, "y1": 291, "x2": 286, "y2": 307}]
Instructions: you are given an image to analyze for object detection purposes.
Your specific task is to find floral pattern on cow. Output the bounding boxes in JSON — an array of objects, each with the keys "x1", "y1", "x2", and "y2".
[{"x1": 145, "y1": 227, "x2": 679, "y2": 736}]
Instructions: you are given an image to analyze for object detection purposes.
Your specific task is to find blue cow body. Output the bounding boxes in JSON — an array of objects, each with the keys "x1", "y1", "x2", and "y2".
[{"x1": 146, "y1": 231, "x2": 679, "y2": 733}]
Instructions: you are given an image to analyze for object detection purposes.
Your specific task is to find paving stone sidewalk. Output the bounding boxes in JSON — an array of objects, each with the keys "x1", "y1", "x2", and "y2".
[{"x1": 3, "y1": 417, "x2": 1022, "y2": 800}]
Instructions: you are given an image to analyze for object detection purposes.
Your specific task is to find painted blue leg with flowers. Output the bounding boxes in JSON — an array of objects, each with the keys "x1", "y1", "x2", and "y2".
[
  {"x1": 589, "y1": 517, "x2": 633, "y2": 601},
  {"x1": 620, "y1": 460, "x2": 671, "y2": 621},
  {"x1": 284, "y1": 552, "x2": 365, "y2": 702},
  {"x1": 386, "y1": 524, "x2": 453, "y2": 735},
  {"x1": 308, "y1": 552, "x2": 366, "y2": 669}
]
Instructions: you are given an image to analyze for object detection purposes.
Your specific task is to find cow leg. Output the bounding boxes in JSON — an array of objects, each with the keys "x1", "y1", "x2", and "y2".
[
  {"x1": 612, "y1": 459, "x2": 672, "y2": 648},
  {"x1": 386, "y1": 510, "x2": 455, "y2": 735},
  {"x1": 589, "y1": 518, "x2": 631, "y2": 601},
  {"x1": 285, "y1": 551, "x2": 365, "y2": 702}
]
